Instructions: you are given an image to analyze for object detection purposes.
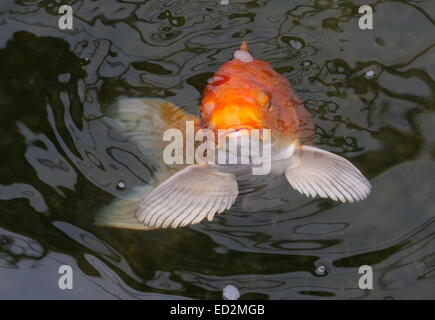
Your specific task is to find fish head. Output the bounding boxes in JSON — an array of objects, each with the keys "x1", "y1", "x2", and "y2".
[
  {"x1": 200, "y1": 82, "x2": 280, "y2": 166},
  {"x1": 199, "y1": 42, "x2": 293, "y2": 145},
  {"x1": 198, "y1": 41, "x2": 303, "y2": 165},
  {"x1": 201, "y1": 86, "x2": 272, "y2": 132}
]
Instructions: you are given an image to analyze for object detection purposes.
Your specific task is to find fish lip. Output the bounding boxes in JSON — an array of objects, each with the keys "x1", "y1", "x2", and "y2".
[{"x1": 220, "y1": 124, "x2": 258, "y2": 133}]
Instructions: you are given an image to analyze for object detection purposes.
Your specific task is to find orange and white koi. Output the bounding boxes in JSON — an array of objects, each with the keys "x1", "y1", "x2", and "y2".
[{"x1": 96, "y1": 42, "x2": 371, "y2": 230}]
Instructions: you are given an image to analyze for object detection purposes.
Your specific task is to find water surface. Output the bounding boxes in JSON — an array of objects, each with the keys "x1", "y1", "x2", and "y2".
[{"x1": 0, "y1": 0, "x2": 434, "y2": 299}]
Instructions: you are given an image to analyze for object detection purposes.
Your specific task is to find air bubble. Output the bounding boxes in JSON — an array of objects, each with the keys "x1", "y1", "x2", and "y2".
[
  {"x1": 327, "y1": 102, "x2": 338, "y2": 112},
  {"x1": 81, "y1": 54, "x2": 92, "y2": 66},
  {"x1": 315, "y1": 265, "x2": 327, "y2": 276},
  {"x1": 362, "y1": 65, "x2": 382, "y2": 79},
  {"x1": 58, "y1": 73, "x2": 71, "y2": 83},
  {"x1": 282, "y1": 36, "x2": 305, "y2": 50},
  {"x1": 223, "y1": 284, "x2": 240, "y2": 300},
  {"x1": 365, "y1": 70, "x2": 376, "y2": 79},
  {"x1": 290, "y1": 39, "x2": 303, "y2": 50},
  {"x1": 81, "y1": 57, "x2": 91, "y2": 66},
  {"x1": 116, "y1": 180, "x2": 126, "y2": 191}
]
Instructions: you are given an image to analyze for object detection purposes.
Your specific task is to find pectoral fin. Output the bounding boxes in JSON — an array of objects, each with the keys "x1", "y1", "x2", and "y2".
[
  {"x1": 94, "y1": 184, "x2": 155, "y2": 230},
  {"x1": 95, "y1": 98, "x2": 203, "y2": 230},
  {"x1": 136, "y1": 165, "x2": 239, "y2": 229},
  {"x1": 285, "y1": 145, "x2": 371, "y2": 202}
]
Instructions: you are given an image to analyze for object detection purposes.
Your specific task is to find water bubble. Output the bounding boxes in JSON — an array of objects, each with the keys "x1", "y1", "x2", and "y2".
[
  {"x1": 220, "y1": 0, "x2": 230, "y2": 5},
  {"x1": 223, "y1": 284, "x2": 240, "y2": 300},
  {"x1": 81, "y1": 54, "x2": 92, "y2": 66},
  {"x1": 58, "y1": 73, "x2": 71, "y2": 83},
  {"x1": 301, "y1": 60, "x2": 312, "y2": 67},
  {"x1": 116, "y1": 180, "x2": 126, "y2": 191},
  {"x1": 282, "y1": 36, "x2": 305, "y2": 50},
  {"x1": 362, "y1": 65, "x2": 381, "y2": 79},
  {"x1": 81, "y1": 58, "x2": 91, "y2": 66},
  {"x1": 327, "y1": 102, "x2": 338, "y2": 112},
  {"x1": 290, "y1": 39, "x2": 303, "y2": 50},
  {"x1": 315, "y1": 265, "x2": 327, "y2": 276},
  {"x1": 365, "y1": 70, "x2": 376, "y2": 79}
]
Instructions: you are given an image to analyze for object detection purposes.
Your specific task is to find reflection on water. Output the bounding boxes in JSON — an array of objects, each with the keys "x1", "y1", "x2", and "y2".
[{"x1": 0, "y1": 0, "x2": 434, "y2": 299}]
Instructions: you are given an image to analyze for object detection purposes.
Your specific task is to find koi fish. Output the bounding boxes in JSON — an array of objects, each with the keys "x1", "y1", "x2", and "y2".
[{"x1": 95, "y1": 42, "x2": 371, "y2": 230}]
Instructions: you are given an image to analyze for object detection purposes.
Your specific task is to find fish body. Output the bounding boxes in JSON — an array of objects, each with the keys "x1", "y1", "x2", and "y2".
[{"x1": 96, "y1": 42, "x2": 371, "y2": 230}]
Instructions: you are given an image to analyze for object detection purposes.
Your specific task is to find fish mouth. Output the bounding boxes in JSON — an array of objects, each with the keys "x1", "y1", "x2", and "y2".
[
  {"x1": 214, "y1": 124, "x2": 273, "y2": 151},
  {"x1": 226, "y1": 126, "x2": 253, "y2": 133},
  {"x1": 218, "y1": 125, "x2": 271, "y2": 145},
  {"x1": 217, "y1": 127, "x2": 254, "y2": 140},
  {"x1": 219, "y1": 124, "x2": 259, "y2": 134}
]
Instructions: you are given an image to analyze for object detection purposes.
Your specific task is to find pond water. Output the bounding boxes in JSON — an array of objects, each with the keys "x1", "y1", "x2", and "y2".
[{"x1": 0, "y1": 0, "x2": 434, "y2": 299}]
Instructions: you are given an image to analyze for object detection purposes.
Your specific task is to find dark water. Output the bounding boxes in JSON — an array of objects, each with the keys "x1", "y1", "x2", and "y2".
[{"x1": 0, "y1": 0, "x2": 434, "y2": 299}]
